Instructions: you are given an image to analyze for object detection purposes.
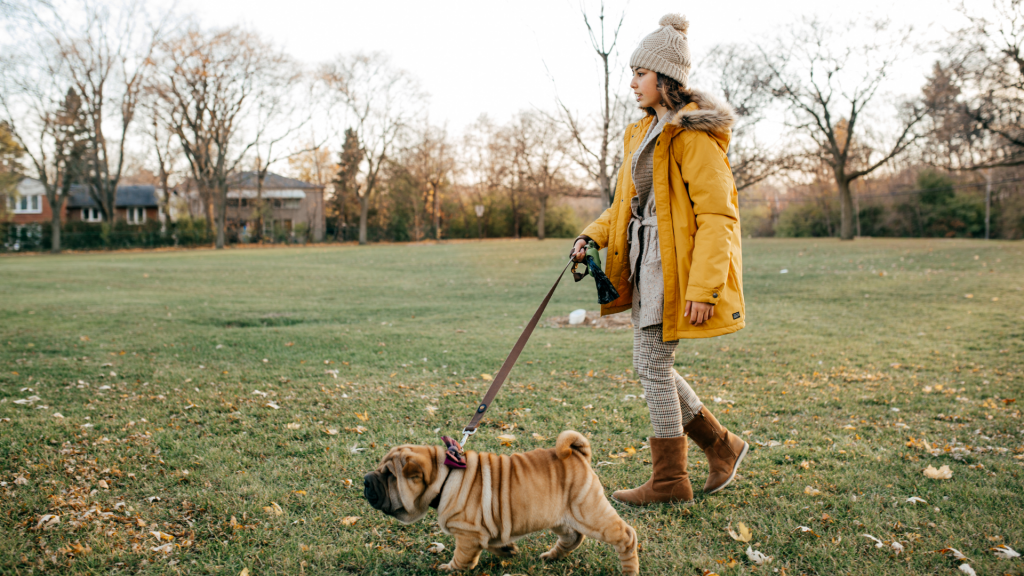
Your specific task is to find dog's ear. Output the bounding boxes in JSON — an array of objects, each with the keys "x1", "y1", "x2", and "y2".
[{"x1": 402, "y1": 458, "x2": 424, "y2": 483}]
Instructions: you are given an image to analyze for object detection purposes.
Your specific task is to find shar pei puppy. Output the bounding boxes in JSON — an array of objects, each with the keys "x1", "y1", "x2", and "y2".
[{"x1": 364, "y1": 430, "x2": 639, "y2": 575}]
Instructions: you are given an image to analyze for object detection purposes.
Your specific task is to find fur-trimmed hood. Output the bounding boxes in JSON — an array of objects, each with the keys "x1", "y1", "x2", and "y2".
[{"x1": 666, "y1": 88, "x2": 736, "y2": 135}]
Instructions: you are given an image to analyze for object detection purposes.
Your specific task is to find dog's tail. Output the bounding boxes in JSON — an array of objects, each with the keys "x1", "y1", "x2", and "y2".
[{"x1": 555, "y1": 430, "x2": 591, "y2": 461}]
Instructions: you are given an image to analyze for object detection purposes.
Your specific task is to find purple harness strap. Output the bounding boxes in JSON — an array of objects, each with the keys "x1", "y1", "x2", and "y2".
[{"x1": 429, "y1": 436, "x2": 467, "y2": 509}]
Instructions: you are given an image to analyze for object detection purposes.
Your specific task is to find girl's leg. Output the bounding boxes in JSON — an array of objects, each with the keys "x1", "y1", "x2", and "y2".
[
  {"x1": 633, "y1": 324, "x2": 682, "y2": 438},
  {"x1": 673, "y1": 370, "x2": 703, "y2": 426},
  {"x1": 613, "y1": 324, "x2": 692, "y2": 505}
]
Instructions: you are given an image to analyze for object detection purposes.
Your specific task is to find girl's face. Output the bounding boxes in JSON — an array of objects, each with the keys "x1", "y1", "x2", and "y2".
[{"x1": 630, "y1": 68, "x2": 661, "y2": 109}]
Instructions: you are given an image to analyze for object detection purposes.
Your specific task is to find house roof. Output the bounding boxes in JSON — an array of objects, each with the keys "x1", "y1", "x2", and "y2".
[
  {"x1": 66, "y1": 185, "x2": 159, "y2": 208},
  {"x1": 228, "y1": 171, "x2": 323, "y2": 190}
]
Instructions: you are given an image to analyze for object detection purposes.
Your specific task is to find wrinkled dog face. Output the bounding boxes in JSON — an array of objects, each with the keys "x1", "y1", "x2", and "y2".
[{"x1": 364, "y1": 445, "x2": 438, "y2": 524}]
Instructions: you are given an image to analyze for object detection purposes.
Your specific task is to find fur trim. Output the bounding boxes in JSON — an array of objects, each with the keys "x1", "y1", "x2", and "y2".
[{"x1": 667, "y1": 88, "x2": 736, "y2": 134}]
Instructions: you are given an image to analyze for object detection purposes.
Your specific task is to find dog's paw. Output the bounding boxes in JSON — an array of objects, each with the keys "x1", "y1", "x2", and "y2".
[
  {"x1": 489, "y1": 544, "x2": 518, "y2": 557},
  {"x1": 439, "y1": 561, "x2": 456, "y2": 572},
  {"x1": 540, "y1": 550, "x2": 562, "y2": 562}
]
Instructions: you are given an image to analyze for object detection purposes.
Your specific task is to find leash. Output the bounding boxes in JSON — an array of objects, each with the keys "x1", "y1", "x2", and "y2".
[{"x1": 458, "y1": 259, "x2": 577, "y2": 449}]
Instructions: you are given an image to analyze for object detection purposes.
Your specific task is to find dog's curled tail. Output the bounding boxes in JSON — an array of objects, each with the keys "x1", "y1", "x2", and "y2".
[{"x1": 555, "y1": 430, "x2": 592, "y2": 461}]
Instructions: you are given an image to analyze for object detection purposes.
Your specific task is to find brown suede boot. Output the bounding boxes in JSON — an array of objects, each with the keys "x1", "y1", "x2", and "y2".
[
  {"x1": 684, "y1": 406, "x2": 749, "y2": 494},
  {"x1": 611, "y1": 436, "x2": 693, "y2": 506}
]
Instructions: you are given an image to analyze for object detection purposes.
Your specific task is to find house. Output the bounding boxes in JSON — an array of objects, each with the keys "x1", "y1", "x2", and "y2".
[
  {"x1": 182, "y1": 171, "x2": 325, "y2": 242},
  {"x1": 65, "y1": 185, "x2": 162, "y2": 224},
  {"x1": 5, "y1": 177, "x2": 53, "y2": 225},
  {"x1": 3, "y1": 177, "x2": 53, "y2": 250}
]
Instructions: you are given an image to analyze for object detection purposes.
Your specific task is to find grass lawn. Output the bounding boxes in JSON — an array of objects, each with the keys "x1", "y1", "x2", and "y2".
[{"x1": 1, "y1": 238, "x2": 1022, "y2": 576}]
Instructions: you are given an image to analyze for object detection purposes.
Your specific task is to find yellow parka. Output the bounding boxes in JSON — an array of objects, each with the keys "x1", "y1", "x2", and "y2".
[{"x1": 580, "y1": 89, "x2": 744, "y2": 341}]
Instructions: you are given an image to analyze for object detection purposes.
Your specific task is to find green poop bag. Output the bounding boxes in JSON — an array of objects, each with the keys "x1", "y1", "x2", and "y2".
[{"x1": 572, "y1": 241, "x2": 620, "y2": 305}]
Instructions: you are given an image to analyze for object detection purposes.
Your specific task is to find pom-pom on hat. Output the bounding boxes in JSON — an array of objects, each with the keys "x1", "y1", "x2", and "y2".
[{"x1": 629, "y1": 14, "x2": 691, "y2": 88}]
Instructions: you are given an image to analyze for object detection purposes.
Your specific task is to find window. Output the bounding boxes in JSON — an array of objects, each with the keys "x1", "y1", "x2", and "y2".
[
  {"x1": 11, "y1": 194, "x2": 43, "y2": 214},
  {"x1": 127, "y1": 207, "x2": 146, "y2": 224},
  {"x1": 82, "y1": 208, "x2": 102, "y2": 222}
]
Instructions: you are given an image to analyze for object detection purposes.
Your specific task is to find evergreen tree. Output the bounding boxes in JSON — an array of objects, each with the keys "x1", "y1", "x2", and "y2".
[{"x1": 331, "y1": 128, "x2": 363, "y2": 241}]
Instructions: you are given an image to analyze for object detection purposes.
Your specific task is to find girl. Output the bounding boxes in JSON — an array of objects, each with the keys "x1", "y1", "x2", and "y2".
[{"x1": 571, "y1": 14, "x2": 748, "y2": 506}]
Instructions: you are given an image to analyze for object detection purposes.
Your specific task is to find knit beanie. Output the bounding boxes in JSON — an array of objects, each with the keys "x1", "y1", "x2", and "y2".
[{"x1": 629, "y1": 14, "x2": 691, "y2": 88}]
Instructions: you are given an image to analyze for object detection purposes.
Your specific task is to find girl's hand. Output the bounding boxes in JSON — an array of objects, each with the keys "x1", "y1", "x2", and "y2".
[
  {"x1": 684, "y1": 301, "x2": 715, "y2": 325},
  {"x1": 571, "y1": 239, "x2": 588, "y2": 262}
]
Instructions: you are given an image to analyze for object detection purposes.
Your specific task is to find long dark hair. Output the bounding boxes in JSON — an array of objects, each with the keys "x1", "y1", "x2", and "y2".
[{"x1": 643, "y1": 72, "x2": 694, "y2": 117}]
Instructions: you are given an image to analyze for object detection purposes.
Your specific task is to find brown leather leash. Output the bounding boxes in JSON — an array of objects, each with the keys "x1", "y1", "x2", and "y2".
[{"x1": 459, "y1": 259, "x2": 576, "y2": 449}]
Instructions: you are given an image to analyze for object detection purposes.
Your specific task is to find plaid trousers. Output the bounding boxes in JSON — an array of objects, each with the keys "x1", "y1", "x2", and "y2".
[{"x1": 633, "y1": 324, "x2": 704, "y2": 438}]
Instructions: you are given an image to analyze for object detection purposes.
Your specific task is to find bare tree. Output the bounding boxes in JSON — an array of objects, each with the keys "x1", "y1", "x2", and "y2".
[
  {"x1": 139, "y1": 102, "x2": 179, "y2": 229},
  {"x1": 247, "y1": 76, "x2": 312, "y2": 242},
  {"x1": 925, "y1": 0, "x2": 1024, "y2": 169},
  {"x1": 512, "y1": 111, "x2": 574, "y2": 240},
  {"x1": 27, "y1": 0, "x2": 168, "y2": 225},
  {"x1": 320, "y1": 52, "x2": 424, "y2": 245},
  {"x1": 697, "y1": 43, "x2": 798, "y2": 190},
  {"x1": 406, "y1": 125, "x2": 455, "y2": 240},
  {"x1": 153, "y1": 24, "x2": 292, "y2": 249},
  {"x1": 556, "y1": 1, "x2": 630, "y2": 207},
  {"x1": 1, "y1": 40, "x2": 91, "y2": 253},
  {"x1": 759, "y1": 17, "x2": 926, "y2": 240}
]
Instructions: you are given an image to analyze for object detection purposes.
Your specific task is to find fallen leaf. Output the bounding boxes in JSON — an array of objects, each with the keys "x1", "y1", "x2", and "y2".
[
  {"x1": 341, "y1": 516, "x2": 360, "y2": 526},
  {"x1": 146, "y1": 496, "x2": 161, "y2": 503},
  {"x1": 151, "y1": 531, "x2": 174, "y2": 541},
  {"x1": 992, "y1": 544, "x2": 1020, "y2": 559},
  {"x1": 425, "y1": 405, "x2": 438, "y2": 415},
  {"x1": 286, "y1": 423, "x2": 301, "y2": 430},
  {"x1": 804, "y1": 486, "x2": 822, "y2": 496},
  {"x1": 427, "y1": 542, "x2": 445, "y2": 554},
  {"x1": 58, "y1": 541, "x2": 92, "y2": 556},
  {"x1": 799, "y1": 460, "x2": 810, "y2": 469},
  {"x1": 240, "y1": 569, "x2": 250, "y2": 576},
  {"x1": 746, "y1": 546, "x2": 771, "y2": 565},
  {"x1": 98, "y1": 480, "x2": 109, "y2": 489},
  {"x1": 151, "y1": 543, "x2": 174, "y2": 554},
  {"x1": 959, "y1": 563, "x2": 977, "y2": 576},
  {"x1": 52, "y1": 412, "x2": 64, "y2": 419},
  {"x1": 795, "y1": 526, "x2": 820, "y2": 537},
  {"x1": 14, "y1": 475, "x2": 28, "y2": 485},
  {"x1": 864, "y1": 534, "x2": 885, "y2": 548},
  {"x1": 480, "y1": 373, "x2": 493, "y2": 381},
  {"x1": 324, "y1": 429, "x2": 339, "y2": 435},
  {"x1": 728, "y1": 522, "x2": 752, "y2": 542},
  {"x1": 497, "y1": 434, "x2": 516, "y2": 442},
  {"x1": 263, "y1": 502, "x2": 284, "y2": 516},
  {"x1": 906, "y1": 496, "x2": 927, "y2": 504},
  {"x1": 33, "y1": 514, "x2": 60, "y2": 530},
  {"x1": 350, "y1": 443, "x2": 365, "y2": 454},
  {"x1": 891, "y1": 541, "x2": 905, "y2": 554},
  {"x1": 342, "y1": 479, "x2": 353, "y2": 488},
  {"x1": 355, "y1": 411, "x2": 369, "y2": 421},
  {"x1": 924, "y1": 465, "x2": 953, "y2": 479},
  {"x1": 938, "y1": 548, "x2": 968, "y2": 560},
  {"x1": 532, "y1": 433, "x2": 547, "y2": 441}
]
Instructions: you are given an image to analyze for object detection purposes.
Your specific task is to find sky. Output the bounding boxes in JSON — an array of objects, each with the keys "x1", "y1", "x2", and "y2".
[{"x1": 177, "y1": 0, "x2": 975, "y2": 134}]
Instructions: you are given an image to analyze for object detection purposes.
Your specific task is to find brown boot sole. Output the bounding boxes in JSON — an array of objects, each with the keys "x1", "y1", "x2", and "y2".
[
  {"x1": 705, "y1": 442, "x2": 749, "y2": 495},
  {"x1": 611, "y1": 493, "x2": 694, "y2": 507}
]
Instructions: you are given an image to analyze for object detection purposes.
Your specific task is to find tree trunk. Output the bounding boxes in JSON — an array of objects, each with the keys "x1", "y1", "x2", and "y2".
[
  {"x1": 838, "y1": 178, "x2": 855, "y2": 240},
  {"x1": 50, "y1": 208, "x2": 62, "y2": 254},
  {"x1": 215, "y1": 186, "x2": 227, "y2": 249},
  {"x1": 537, "y1": 195, "x2": 547, "y2": 240},
  {"x1": 432, "y1": 183, "x2": 441, "y2": 240},
  {"x1": 203, "y1": 186, "x2": 213, "y2": 236},
  {"x1": 358, "y1": 193, "x2": 369, "y2": 245}
]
